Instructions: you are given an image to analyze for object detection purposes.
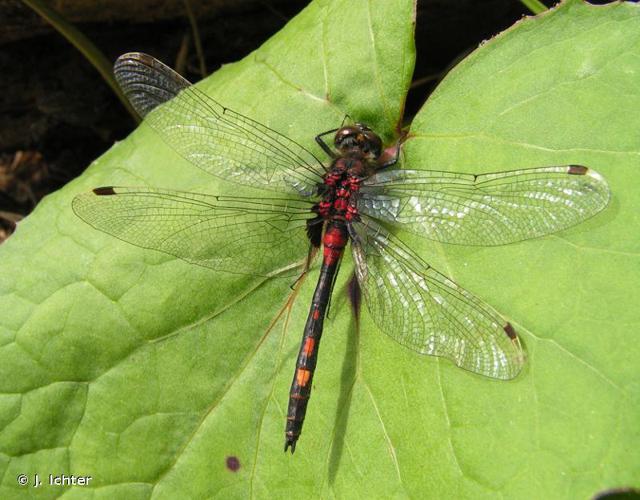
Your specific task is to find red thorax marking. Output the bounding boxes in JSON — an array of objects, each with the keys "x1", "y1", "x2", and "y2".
[
  {"x1": 333, "y1": 198, "x2": 348, "y2": 212},
  {"x1": 319, "y1": 161, "x2": 363, "y2": 221}
]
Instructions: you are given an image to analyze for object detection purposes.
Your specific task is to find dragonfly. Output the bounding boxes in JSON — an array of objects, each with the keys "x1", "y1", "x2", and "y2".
[{"x1": 73, "y1": 52, "x2": 610, "y2": 453}]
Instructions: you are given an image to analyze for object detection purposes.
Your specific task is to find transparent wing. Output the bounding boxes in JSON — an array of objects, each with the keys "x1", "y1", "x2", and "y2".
[
  {"x1": 359, "y1": 166, "x2": 610, "y2": 246},
  {"x1": 73, "y1": 187, "x2": 314, "y2": 277},
  {"x1": 349, "y1": 216, "x2": 524, "y2": 379},
  {"x1": 114, "y1": 52, "x2": 191, "y2": 118},
  {"x1": 114, "y1": 52, "x2": 326, "y2": 197}
]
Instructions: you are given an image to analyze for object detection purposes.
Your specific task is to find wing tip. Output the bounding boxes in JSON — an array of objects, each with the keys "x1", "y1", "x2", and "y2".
[
  {"x1": 115, "y1": 52, "x2": 152, "y2": 67},
  {"x1": 501, "y1": 322, "x2": 526, "y2": 380},
  {"x1": 566, "y1": 165, "x2": 611, "y2": 209},
  {"x1": 503, "y1": 322, "x2": 517, "y2": 340},
  {"x1": 567, "y1": 164, "x2": 608, "y2": 186}
]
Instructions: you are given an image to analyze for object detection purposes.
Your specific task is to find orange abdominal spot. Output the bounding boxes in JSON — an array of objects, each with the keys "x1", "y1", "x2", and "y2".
[
  {"x1": 296, "y1": 368, "x2": 311, "y2": 387},
  {"x1": 303, "y1": 337, "x2": 315, "y2": 356}
]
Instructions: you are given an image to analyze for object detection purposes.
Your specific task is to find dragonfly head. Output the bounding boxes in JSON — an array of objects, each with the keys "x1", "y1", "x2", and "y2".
[{"x1": 334, "y1": 123, "x2": 382, "y2": 160}]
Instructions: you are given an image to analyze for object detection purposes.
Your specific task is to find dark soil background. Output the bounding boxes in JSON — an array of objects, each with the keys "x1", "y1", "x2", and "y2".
[{"x1": 0, "y1": 0, "x2": 550, "y2": 243}]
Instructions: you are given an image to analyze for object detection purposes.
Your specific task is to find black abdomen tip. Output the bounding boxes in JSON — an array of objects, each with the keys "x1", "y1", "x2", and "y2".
[{"x1": 284, "y1": 438, "x2": 297, "y2": 454}]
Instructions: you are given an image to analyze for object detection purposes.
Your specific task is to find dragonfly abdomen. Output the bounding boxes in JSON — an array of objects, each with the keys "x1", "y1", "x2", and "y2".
[{"x1": 285, "y1": 220, "x2": 349, "y2": 453}]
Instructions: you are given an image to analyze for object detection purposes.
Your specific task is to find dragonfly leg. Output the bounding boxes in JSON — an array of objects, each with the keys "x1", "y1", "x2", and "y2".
[
  {"x1": 324, "y1": 257, "x2": 342, "y2": 320},
  {"x1": 288, "y1": 245, "x2": 318, "y2": 291},
  {"x1": 289, "y1": 271, "x2": 306, "y2": 291},
  {"x1": 315, "y1": 128, "x2": 340, "y2": 158}
]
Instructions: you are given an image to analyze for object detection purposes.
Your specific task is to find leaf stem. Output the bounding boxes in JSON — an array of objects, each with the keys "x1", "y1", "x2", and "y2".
[
  {"x1": 21, "y1": 0, "x2": 140, "y2": 123},
  {"x1": 520, "y1": 0, "x2": 548, "y2": 15},
  {"x1": 182, "y1": 0, "x2": 207, "y2": 78}
]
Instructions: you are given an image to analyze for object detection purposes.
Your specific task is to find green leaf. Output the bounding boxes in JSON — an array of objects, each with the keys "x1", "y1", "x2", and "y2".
[
  {"x1": 1, "y1": 0, "x2": 638, "y2": 498},
  {"x1": 1, "y1": 0, "x2": 416, "y2": 498},
  {"x1": 401, "y1": 0, "x2": 640, "y2": 497}
]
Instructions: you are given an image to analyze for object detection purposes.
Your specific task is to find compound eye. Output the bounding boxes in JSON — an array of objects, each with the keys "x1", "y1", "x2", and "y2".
[
  {"x1": 334, "y1": 126, "x2": 358, "y2": 148},
  {"x1": 364, "y1": 131, "x2": 383, "y2": 157}
]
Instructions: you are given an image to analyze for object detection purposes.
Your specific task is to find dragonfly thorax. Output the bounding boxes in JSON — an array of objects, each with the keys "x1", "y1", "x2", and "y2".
[{"x1": 318, "y1": 160, "x2": 367, "y2": 221}]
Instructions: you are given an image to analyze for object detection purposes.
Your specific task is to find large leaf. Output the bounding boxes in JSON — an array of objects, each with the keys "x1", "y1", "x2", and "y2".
[
  {"x1": 398, "y1": 0, "x2": 639, "y2": 497},
  {"x1": 0, "y1": 0, "x2": 638, "y2": 498},
  {"x1": 0, "y1": 0, "x2": 416, "y2": 498}
]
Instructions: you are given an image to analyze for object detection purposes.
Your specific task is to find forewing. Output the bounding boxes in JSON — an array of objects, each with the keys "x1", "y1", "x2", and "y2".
[
  {"x1": 114, "y1": 53, "x2": 326, "y2": 197},
  {"x1": 73, "y1": 187, "x2": 313, "y2": 277},
  {"x1": 349, "y1": 216, "x2": 524, "y2": 380},
  {"x1": 359, "y1": 166, "x2": 610, "y2": 246},
  {"x1": 114, "y1": 52, "x2": 191, "y2": 118}
]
